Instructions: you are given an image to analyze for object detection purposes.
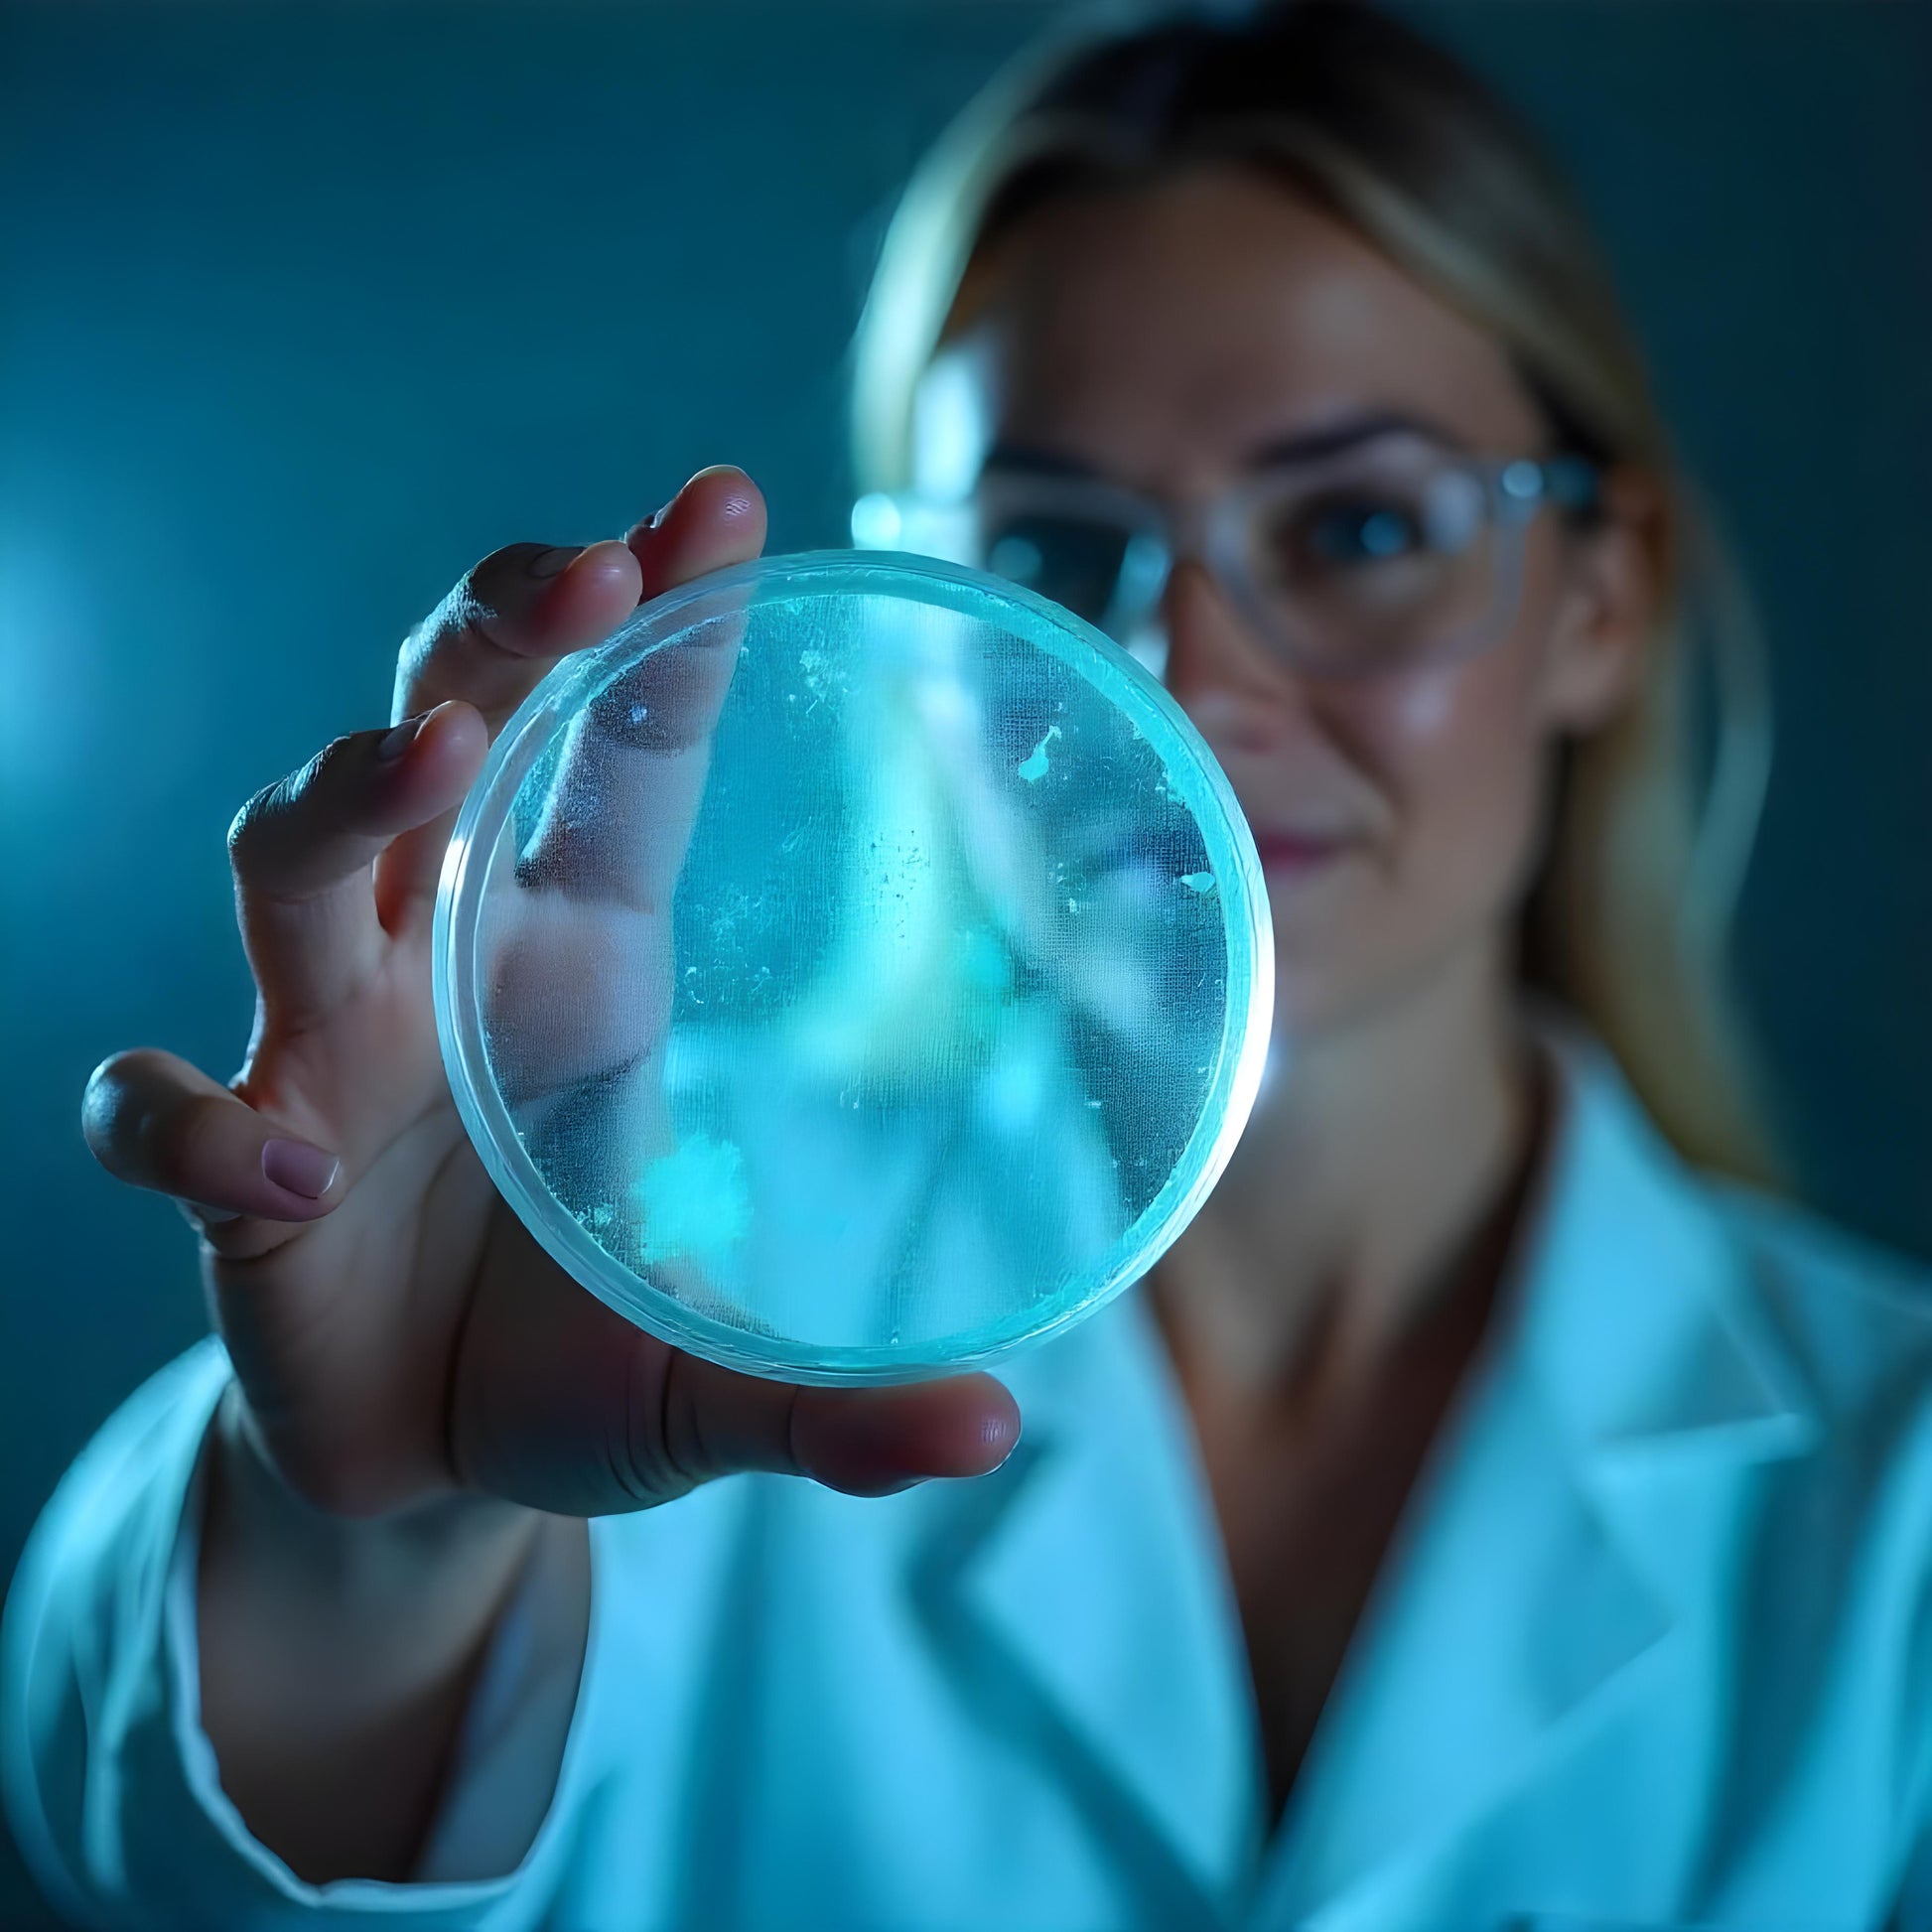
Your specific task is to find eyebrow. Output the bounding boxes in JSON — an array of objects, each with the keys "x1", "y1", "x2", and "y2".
[
  {"x1": 1246, "y1": 411, "x2": 1473, "y2": 467},
  {"x1": 981, "y1": 442, "x2": 1100, "y2": 479},
  {"x1": 983, "y1": 411, "x2": 1472, "y2": 481}
]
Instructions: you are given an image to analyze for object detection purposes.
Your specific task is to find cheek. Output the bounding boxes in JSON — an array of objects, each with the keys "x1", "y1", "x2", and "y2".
[
  {"x1": 1266, "y1": 639, "x2": 1565, "y2": 1035},
  {"x1": 1356, "y1": 646, "x2": 1550, "y2": 914}
]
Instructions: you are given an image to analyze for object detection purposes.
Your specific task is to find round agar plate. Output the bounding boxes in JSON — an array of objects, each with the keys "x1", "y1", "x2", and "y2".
[{"x1": 434, "y1": 550, "x2": 1271, "y2": 1384}]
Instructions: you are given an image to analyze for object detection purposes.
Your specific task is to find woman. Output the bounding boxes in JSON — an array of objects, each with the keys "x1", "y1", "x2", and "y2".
[{"x1": 8, "y1": 4, "x2": 1932, "y2": 1925}]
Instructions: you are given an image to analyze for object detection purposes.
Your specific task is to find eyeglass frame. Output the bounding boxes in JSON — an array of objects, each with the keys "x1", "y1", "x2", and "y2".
[{"x1": 852, "y1": 447, "x2": 1604, "y2": 681}]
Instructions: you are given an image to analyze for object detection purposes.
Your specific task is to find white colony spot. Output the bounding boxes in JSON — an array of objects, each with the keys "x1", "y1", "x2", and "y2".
[
  {"x1": 630, "y1": 1133, "x2": 752, "y2": 1267},
  {"x1": 1016, "y1": 724, "x2": 1061, "y2": 783},
  {"x1": 1179, "y1": 872, "x2": 1216, "y2": 895}
]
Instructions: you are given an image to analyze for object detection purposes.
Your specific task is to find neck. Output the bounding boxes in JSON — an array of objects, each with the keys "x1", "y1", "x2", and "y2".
[{"x1": 1156, "y1": 936, "x2": 1537, "y2": 1401}]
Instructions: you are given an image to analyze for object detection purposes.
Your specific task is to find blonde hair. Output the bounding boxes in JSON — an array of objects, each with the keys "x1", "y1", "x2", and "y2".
[{"x1": 850, "y1": 0, "x2": 1780, "y2": 1184}]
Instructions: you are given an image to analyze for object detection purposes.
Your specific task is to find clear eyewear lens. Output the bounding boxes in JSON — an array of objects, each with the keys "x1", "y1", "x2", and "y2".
[
  {"x1": 855, "y1": 452, "x2": 1572, "y2": 681},
  {"x1": 1232, "y1": 460, "x2": 1525, "y2": 675},
  {"x1": 853, "y1": 487, "x2": 1160, "y2": 641},
  {"x1": 968, "y1": 479, "x2": 1172, "y2": 641}
]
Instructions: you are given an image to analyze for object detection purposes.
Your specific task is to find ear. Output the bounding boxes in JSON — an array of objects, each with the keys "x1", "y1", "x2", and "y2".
[{"x1": 1538, "y1": 465, "x2": 1662, "y2": 735}]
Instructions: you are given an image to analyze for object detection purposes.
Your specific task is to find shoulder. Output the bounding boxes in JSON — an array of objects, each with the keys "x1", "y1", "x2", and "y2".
[
  {"x1": 1700, "y1": 1188, "x2": 1932, "y2": 1860},
  {"x1": 1539, "y1": 1021, "x2": 1932, "y2": 1428},
  {"x1": 1711, "y1": 1179, "x2": 1932, "y2": 1458},
  {"x1": 1567, "y1": 1029, "x2": 1932, "y2": 1529},
  {"x1": 1717, "y1": 1179, "x2": 1932, "y2": 1339},
  {"x1": 1526, "y1": 1022, "x2": 1932, "y2": 1540}
]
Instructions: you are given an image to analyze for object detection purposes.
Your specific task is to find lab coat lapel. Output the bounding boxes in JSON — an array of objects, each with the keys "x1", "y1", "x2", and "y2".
[
  {"x1": 914, "y1": 1291, "x2": 1266, "y2": 1927},
  {"x1": 1259, "y1": 1035, "x2": 1818, "y2": 1929}
]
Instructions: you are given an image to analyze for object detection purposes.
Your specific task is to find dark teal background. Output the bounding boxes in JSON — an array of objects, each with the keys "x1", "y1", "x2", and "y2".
[{"x1": 2, "y1": 4, "x2": 1928, "y2": 1922}]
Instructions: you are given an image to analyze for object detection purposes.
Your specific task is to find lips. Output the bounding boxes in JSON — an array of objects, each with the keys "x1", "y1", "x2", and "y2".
[{"x1": 1250, "y1": 827, "x2": 1353, "y2": 877}]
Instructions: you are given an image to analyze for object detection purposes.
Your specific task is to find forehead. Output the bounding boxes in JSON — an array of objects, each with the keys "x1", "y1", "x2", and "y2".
[{"x1": 937, "y1": 165, "x2": 1543, "y2": 488}]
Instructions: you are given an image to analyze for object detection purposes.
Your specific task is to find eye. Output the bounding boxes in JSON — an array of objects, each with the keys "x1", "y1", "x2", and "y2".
[
  {"x1": 979, "y1": 513, "x2": 1132, "y2": 628},
  {"x1": 1300, "y1": 498, "x2": 1425, "y2": 564}
]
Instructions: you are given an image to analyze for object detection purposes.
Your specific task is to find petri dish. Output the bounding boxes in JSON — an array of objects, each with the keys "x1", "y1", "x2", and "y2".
[{"x1": 434, "y1": 550, "x2": 1271, "y2": 1384}]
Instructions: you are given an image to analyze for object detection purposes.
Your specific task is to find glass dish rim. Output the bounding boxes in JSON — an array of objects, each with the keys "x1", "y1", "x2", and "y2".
[{"x1": 432, "y1": 547, "x2": 1275, "y2": 1385}]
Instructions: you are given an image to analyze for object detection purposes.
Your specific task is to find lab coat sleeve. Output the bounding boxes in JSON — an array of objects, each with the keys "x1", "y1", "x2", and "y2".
[
  {"x1": 0, "y1": 1338, "x2": 596, "y2": 1931},
  {"x1": 1877, "y1": 1358, "x2": 1932, "y2": 1932}
]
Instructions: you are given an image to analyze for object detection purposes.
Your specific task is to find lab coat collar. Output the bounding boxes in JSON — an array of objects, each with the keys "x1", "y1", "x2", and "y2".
[
  {"x1": 913, "y1": 1283, "x2": 1265, "y2": 1924},
  {"x1": 1512, "y1": 1023, "x2": 1815, "y2": 1465},
  {"x1": 918, "y1": 1028, "x2": 1818, "y2": 1929},
  {"x1": 1258, "y1": 1027, "x2": 1819, "y2": 1927}
]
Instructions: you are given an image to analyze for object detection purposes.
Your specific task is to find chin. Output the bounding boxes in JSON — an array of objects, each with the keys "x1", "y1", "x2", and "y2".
[
  {"x1": 1267, "y1": 954, "x2": 1378, "y2": 1044},
  {"x1": 1258, "y1": 856, "x2": 1413, "y2": 1042},
  {"x1": 1266, "y1": 894, "x2": 1518, "y2": 1054},
  {"x1": 1265, "y1": 906, "x2": 1456, "y2": 1044}
]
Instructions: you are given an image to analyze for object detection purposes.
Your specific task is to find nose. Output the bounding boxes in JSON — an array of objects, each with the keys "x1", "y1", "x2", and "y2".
[{"x1": 1160, "y1": 558, "x2": 1318, "y2": 755}]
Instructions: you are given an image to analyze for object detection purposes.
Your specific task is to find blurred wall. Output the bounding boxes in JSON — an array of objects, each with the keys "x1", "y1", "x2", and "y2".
[{"x1": 2, "y1": 3, "x2": 1927, "y2": 1922}]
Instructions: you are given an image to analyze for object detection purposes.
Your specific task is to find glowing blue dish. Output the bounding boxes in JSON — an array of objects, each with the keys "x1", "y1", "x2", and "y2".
[{"x1": 434, "y1": 551, "x2": 1271, "y2": 1384}]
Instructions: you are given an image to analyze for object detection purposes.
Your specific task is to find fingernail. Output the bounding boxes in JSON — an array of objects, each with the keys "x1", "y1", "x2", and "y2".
[
  {"x1": 528, "y1": 544, "x2": 579, "y2": 579},
  {"x1": 262, "y1": 1138, "x2": 341, "y2": 1199},
  {"x1": 646, "y1": 492, "x2": 679, "y2": 532},
  {"x1": 377, "y1": 712, "x2": 426, "y2": 760}
]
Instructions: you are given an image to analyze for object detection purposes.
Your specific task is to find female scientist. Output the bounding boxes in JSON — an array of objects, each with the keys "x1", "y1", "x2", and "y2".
[{"x1": 10, "y1": 3, "x2": 1932, "y2": 1925}]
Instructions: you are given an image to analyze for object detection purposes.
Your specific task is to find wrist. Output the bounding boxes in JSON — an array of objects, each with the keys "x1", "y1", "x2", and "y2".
[
  {"x1": 204, "y1": 1384, "x2": 542, "y2": 1689},
  {"x1": 194, "y1": 1387, "x2": 555, "y2": 1883}
]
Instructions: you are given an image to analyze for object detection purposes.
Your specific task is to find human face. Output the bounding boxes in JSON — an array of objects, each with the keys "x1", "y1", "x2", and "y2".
[{"x1": 916, "y1": 166, "x2": 1653, "y2": 1039}]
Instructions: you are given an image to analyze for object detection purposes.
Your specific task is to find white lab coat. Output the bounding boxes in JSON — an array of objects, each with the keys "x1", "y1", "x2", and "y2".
[{"x1": 8, "y1": 1031, "x2": 1932, "y2": 1929}]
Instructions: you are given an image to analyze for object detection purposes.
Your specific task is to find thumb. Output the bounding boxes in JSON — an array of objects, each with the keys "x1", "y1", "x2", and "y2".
[{"x1": 448, "y1": 1219, "x2": 1022, "y2": 1515}]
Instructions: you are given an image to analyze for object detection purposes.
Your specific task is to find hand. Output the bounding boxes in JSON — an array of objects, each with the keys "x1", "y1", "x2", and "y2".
[{"x1": 82, "y1": 468, "x2": 1022, "y2": 1526}]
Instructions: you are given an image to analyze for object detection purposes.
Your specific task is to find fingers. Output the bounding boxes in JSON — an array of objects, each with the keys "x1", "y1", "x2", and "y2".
[
  {"x1": 82, "y1": 1048, "x2": 342, "y2": 1249},
  {"x1": 513, "y1": 467, "x2": 767, "y2": 909},
  {"x1": 391, "y1": 467, "x2": 767, "y2": 736},
  {"x1": 483, "y1": 468, "x2": 770, "y2": 1094},
  {"x1": 483, "y1": 899, "x2": 670, "y2": 1110},
  {"x1": 379, "y1": 468, "x2": 769, "y2": 923},
  {"x1": 792, "y1": 1377, "x2": 1025, "y2": 1497},
  {"x1": 227, "y1": 701, "x2": 489, "y2": 1029},
  {"x1": 507, "y1": 634, "x2": 735, "y2": 915},
  {"x1": 622, "y1": 465, "x2": 767, "y2": 598},
  {"x1": 452, "y1": 1210, "x2": 1022, "y2": 1516},
  {"x1": 372, "y1": 541, "x2": 646, "y2": 927},
  {"x1": 656, "y1": 1351, "x2": 1023, "y2": 1500},
  {"x1": 393, "y1": 540, "x2": 643, "y2": 734}
]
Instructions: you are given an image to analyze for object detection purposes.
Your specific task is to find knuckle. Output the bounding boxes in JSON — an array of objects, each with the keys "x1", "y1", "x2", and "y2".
[
  {"x1": 299, "y1": 733, "x2": 360, "y2": 803},
  {"x1": 83, "y1": 1044, "x2": 154, "y2": 1101},
  {"x1": 415, "y1": 547, "x2": 541, "y2": 658},
  {"x1": 399, "y1": 542, "x2": 576, "y2": 708},
  {"x1": 399, "y1": 591, "x2": 465, "y2": 691},
  {"x1": 226, "y1": 737, "x2": 358, "y2": 875},
  {"x1": 79, "y1": 1049, "x2": 159, "y2": 1160},
  {"x1": 226, "y1": 774, "x2": 291, "y2": 871},
  {"x1": 425, "y1": 569, "x2": 490, "y2": 648},
  {"x1": 616, "y1": 1341, "x2": 692, "y2": 1504}
]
